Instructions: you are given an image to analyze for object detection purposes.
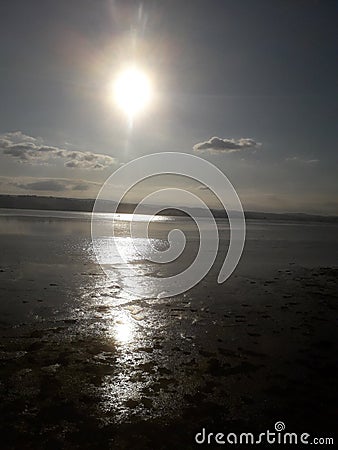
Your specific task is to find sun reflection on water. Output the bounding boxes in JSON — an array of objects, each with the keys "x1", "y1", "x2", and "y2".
[{"x1": 114, "y1": 319, "x2": 134, "y2": 344}]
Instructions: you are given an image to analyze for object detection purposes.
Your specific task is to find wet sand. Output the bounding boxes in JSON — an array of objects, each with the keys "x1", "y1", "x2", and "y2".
[{"x1": 0, "y1": 211, "x2": 337, "y2": 449}]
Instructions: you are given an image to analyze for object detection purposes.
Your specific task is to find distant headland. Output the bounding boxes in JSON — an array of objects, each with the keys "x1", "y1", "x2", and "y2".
[{"x1": 0, "y1": 194, "x2": 337, "y2": 223}]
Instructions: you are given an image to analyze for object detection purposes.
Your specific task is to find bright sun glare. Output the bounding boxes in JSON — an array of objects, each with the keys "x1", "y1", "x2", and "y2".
[{"x1": 113, "y1": 67, "x2": 152, "y2": 119}]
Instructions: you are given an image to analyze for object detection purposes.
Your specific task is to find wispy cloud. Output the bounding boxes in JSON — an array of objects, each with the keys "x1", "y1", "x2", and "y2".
[
  {"x1": 0, "y1": 131, "x2": 117, "y2": 169},
  {"x1": 15, "y1": 179, "x2": 90, "y2": 192},
  {"x1": 193, "y1": 136, "x2": 261, "y2": 153},
  {"x1": 0, "y1": 175, "x2": 100, "y2": 194},
  {"x1": 286, "y1": 156, "x2": 319, "y2": 165}
]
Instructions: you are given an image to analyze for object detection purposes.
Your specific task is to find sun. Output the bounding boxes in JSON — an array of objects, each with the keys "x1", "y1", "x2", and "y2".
[{"x1": 113, "y1": 66, "x2": 152, "y2": 119}]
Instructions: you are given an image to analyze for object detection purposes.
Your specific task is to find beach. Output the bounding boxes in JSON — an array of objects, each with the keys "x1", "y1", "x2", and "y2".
[{"x1": 0, "y1": 209, "x2": 337, "y2": 449}]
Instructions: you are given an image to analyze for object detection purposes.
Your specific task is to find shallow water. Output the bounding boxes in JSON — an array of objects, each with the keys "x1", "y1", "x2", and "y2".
[
  {"x1": 0, "y1": 209, "x2": 337, "y2": 310},
  {"x1": 0, "y1": 209, "x2": 337, "y2": 448},
  {"x1": 0, "y1": 209, "x2": 337, "y2": 323}
]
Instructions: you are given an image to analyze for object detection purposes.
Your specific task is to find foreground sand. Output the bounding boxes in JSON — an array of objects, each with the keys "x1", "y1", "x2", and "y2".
[{"x1": 0, "y1": 262, "x2": 337, "y2": 449}]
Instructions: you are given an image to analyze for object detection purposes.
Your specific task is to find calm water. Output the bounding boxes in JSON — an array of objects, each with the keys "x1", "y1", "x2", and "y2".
[{"x1": 0, "y1": 207, "x2": 337, "y2": 323}]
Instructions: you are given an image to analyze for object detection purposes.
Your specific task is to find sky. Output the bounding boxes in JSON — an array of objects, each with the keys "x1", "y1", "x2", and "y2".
[{"x1": 0, "y1": 0, "x2": 337, "y2": 214}]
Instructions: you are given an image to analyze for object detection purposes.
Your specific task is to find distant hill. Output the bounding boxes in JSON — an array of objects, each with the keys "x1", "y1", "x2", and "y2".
[
  {"x1": 0, "y1": 194, "x2": 95, "y2": 212},
  {"x1": 0, "y1": 194, "x2": 337, "y2": 223}
]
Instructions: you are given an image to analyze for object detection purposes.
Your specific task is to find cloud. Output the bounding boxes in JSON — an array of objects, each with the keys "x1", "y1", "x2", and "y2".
[
  {"x1": 0, "y1": 131, "x2": 117, "y2": 169},
  {"x1": 0, "y1": 176, "x2": 101, "y2": 196},
  {"x1": 193, "y1": 136, "x2": 261, "y2": 153},
  {"x1": 15, "y1": 180, "x2": 90, "y2": 192},
  {"x1": 286, "y1": 156, "x2": 319, "y2": 165},
  {"x1": 197, "y1": 185, "x2": 210, "y2": 190},
  {"x1": 1, "y1": 131, "x2": 41, "y2": 143},
  {"x1": 0, "y1": 176, "x2": 102, "y2": 198},
  {"x1": 10, "y1": 177, "x2": 100, "y2": 192}
]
